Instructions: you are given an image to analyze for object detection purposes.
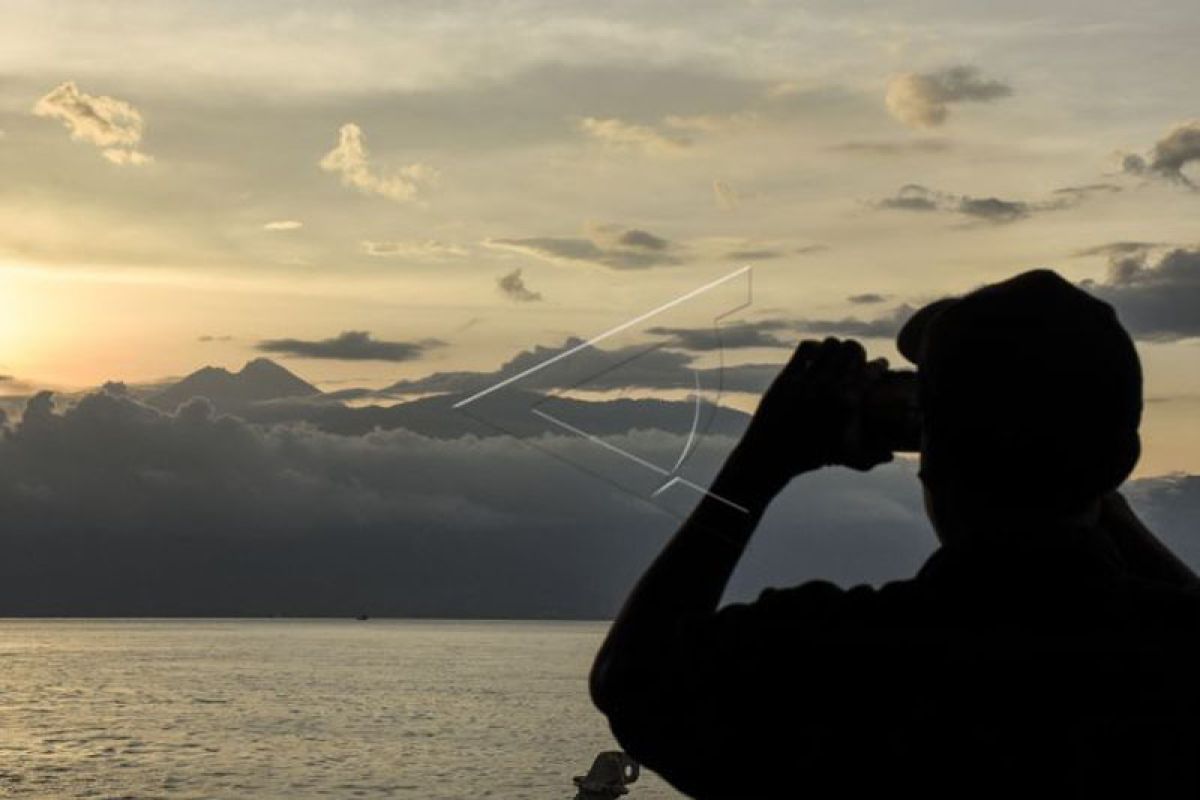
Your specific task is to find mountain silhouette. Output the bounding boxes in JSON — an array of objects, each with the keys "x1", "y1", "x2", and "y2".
[
  {"x1": 147, "y1": 358, "x2": 320, "y2": 412},
  {"x1": 240, "y1": 389, "x2": 752, "y2": 439}
]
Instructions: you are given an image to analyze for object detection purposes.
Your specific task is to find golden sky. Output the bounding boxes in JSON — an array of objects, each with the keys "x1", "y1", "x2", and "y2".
[{"x1": 0, "y1": 0, "x2": 1197, "y2": 476}]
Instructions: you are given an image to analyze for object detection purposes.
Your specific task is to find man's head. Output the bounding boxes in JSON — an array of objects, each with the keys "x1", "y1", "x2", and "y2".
[{"x1": 897, "y1": 269, "x2": 1142, "y2": 543}]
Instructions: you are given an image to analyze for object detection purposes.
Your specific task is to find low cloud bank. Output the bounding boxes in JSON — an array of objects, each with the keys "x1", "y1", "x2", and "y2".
[{"x1": 0, "y1": 390, "x2": 1192, "y2": 617}]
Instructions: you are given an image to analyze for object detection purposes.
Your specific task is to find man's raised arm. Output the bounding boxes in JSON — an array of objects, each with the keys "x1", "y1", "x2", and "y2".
[{"x1": 589, "y1": 337, "x2": 893, "y2": 737}]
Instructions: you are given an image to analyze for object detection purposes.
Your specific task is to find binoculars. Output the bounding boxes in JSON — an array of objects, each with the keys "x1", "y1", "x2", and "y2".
[{"x1": 862, "y1": 369, "x2": 921, "y2": 453}]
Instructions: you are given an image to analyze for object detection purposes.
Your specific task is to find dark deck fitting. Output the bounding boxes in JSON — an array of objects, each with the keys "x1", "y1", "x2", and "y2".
[{"x1": 573, "y1": 751, "x2": 639, "y2": 799}]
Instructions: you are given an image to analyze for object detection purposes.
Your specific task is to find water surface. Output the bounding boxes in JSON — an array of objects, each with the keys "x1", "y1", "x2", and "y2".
[{"x1": 0, "y1": 619, "x2": 680, "y2": 799}]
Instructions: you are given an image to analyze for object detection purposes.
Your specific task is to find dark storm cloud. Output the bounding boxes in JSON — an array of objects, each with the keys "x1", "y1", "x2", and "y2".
[
  {"x1": 487, "y1": 225, "x2": 681, "y2": 270},
  {"x1": 1081, "y1": 247, "x2": 1200, "y2": 341},
  {"x1": 0, "y1": 388, "x2": 1193, "y2": 617},
  {"x1": 497, "y1": 268, "x2": 543, "y2": 302},
  {"x1": 647, "y1": 320, "x2": 794, "y2": 351},
  {"x1": 1122, "y1": 120, "x2": 1200, "y2": 187},
  {"x1": 257, "y1": 331, "x2": 445, "y2": 362}
]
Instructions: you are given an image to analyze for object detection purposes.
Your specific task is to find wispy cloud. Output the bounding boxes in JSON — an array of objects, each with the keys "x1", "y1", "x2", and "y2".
[
  {"x1": 831, "y1": 138, "x2": 952, "y2": 155},
  {"x1": 648, "y1": 320, "x2": 793, "y2": 351},
  {"x1": 486, "y1": 223, "x2": 681, "y2": 270},
  {"x1": 873, "y1": 182, "x2": 1100, "y2": 224},
  {"x1": 648, "y1": 304, "x2": 915, "y2": 351},
  {"x1": 1052, "y1": 183, "x2": 1122, "y2": 200},
  {"x1": 319, "y1": 123, "x2": 437, "y2": 202},
  {"x1": 577, "y1": 116, "x2": 691, "y2": 155},
  {"x1": 263, "y1": 220, "x2": 303, "y2": 231},
  {"x1": 361, "y1": 239, "x2": 467, "y2": 258},
  {"x1": 1073, "y1": 241, "x2": 1162, "y2": 259},
  {"x1": 848, "y1": 293, "x2": 888, "y2": 304},
  {"x1": 885, "y1": 66, "x2": 1012, "y2": 128},
  {"x1": 32, "y1": 81, "x2": 152, "y2": 165},
  {"x1": 713, "y1": 179, "x2": 740, "y2": 210}
]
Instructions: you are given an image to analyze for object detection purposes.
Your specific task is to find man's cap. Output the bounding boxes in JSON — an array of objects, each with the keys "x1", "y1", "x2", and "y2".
[{"x1": 896, "y1": 268, "x2": 1142, "y2": 513}]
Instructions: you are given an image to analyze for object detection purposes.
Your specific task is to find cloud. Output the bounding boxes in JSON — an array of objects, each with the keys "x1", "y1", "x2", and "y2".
[
  {"x1": 713, "y1": 179, "x2": 740, "y2": 210},
  {"x1": 724, "y1": 248, "x2": 785, "y2": 261},
  {"x1": 1080, "y1": 247, "x2": 1200, "y2": 341},
  {"x1": 1120, "y1": 474, "x2": 1200, "y2": 571},
  {"x1": 956, "y1": 196, "x2": 1030, "y2": 223},
  {"x1": 385, "y1": 337, "x2": 777, "y2": 395},
  {"x1": 319, "y1": 123, "x2": 437, "y2": 202},
  {"x1": 648, "y1": 320, "x2": 793, "y2": 351},
  {"x1": 263, "y1": 220, "x2": 303, "y2": 231},
  {"x1": 497, "y1": 268, "x2": 543, "y2": 302},
  {"x1": 32, "y1": 80, "x2": 152, "y2": 165},
  {"x1": 885, "y1": 66, "x2": 1012, "y2": 128},
  {"x1": 831, "y1": 139, "x2": 951, "y2": 155},
  {"x1": 257, "y1": 331, "x2": 445, "y2": 362},
  {"x1": 0, "y1": 388, "x2": 1193, "y2": 616},
  {"x1": 101, "y1": 148, "x2": 152, "y2": 166},
  {"x1": 1121, "y1": 120, "x2": 1200, "y2": 187},
  {"x1": 197, "y1": 335, "x2": 234, "y2": 343},
  {"x1": 793, "y1": 304, "x2": 916, "y2": 339},
  {"x1": 0, "y1": 388, "x2": 930, "y2": 615},
  {"x1": 647, "y1": 304, "x2": 911, "y2": 347},
  {"x1": 1052, "y1": 183, "x2": 1122, "y2": 200},
  {"x1": 661, "y1": 112, "x2": 757, "y2": 133},
  {"x1": 486, "y1": 224, "x2": 681, "y2": 270},
  {"x1": 615, "y1": 228, "x2": 669, "y2": 250},
  {"x1": 1151, "y1": 120, "x2": 1200, "y2": 182},
  {"x1": 848, "y1": 293, "x2": 888, "y2": 304},
  {"x1": 361, "y1": 239, "x2": 467, "y2": 258},
  {"x1": 577, "y1": 116, "x2": 691, "y2": 155},
  {"x1": 1073, "y1": 241, "x2": 1162, "y2": 259},
  {"x1": 873, "y1": 183, "x2": 1089, "y2": 224},
  {"x1": 876, "y1": 184, "x2": 942, "y2": 212}
]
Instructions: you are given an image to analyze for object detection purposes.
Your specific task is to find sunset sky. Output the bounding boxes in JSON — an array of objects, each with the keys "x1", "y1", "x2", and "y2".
[{"x1": 1, "y1": 0, "x2": 1198, "y2": 483}]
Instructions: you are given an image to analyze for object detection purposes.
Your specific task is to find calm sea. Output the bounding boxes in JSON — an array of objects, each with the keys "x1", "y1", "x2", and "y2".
[{"x1": 0, "y1": 619, "x2": 681, "y2": 799}]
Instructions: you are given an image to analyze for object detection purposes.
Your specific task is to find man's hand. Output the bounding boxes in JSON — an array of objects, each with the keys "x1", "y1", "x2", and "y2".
[{"x1": 735, "y1": 337, "x2": 894, "y2": 488}]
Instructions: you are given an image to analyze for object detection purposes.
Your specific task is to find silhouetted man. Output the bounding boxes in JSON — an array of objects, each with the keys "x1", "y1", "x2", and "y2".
[{"x1": 591, "y1": 270, "x2": 1200, "y2": 798}]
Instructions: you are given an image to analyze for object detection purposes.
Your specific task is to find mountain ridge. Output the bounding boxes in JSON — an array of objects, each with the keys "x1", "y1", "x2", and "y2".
[{"x1": 146, "y1": 357, "x2": 321, "y2": 412}]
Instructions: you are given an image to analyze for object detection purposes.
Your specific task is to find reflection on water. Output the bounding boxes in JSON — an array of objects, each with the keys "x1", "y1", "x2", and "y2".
[{"x1": 0, "y1": 619, "x2": 679, "y2": 799}]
